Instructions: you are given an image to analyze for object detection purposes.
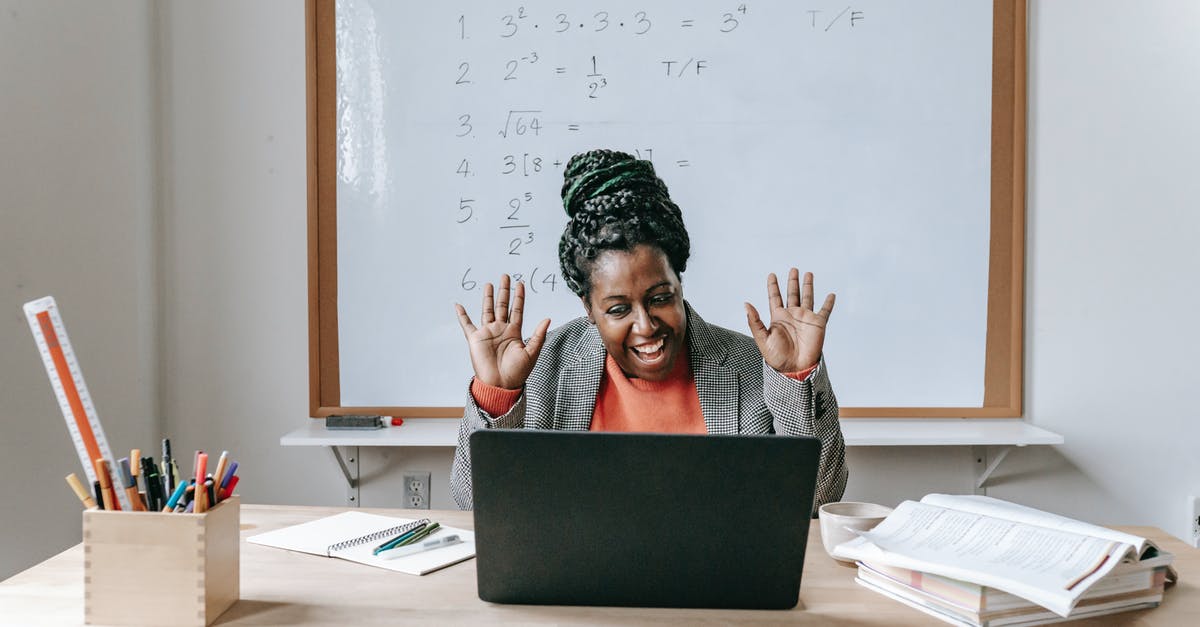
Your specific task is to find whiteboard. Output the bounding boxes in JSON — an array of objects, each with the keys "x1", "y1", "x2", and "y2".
[{"x1": 328, "y1": 0, "x2": 997, "y2": 411}]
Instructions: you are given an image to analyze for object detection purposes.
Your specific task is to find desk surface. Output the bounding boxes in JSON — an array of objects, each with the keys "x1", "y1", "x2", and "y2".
[
  {"x1": 1, "y1": 505, "x2": 1195, "y2": 626},
  {"x1": 281, "y1": 418, "x2": 1066, "y2": 447}
]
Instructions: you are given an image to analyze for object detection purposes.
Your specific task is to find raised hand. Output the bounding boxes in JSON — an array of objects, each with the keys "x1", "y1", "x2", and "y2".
[
  {"x1": 455, "y1": 274, "x2": 551, "y2": 390},
  {"x1": 744, "y1": 269, "x2": 835, "y2": 373}
]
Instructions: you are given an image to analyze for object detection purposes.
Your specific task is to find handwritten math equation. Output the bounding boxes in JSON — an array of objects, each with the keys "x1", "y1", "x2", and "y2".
[{"x1": 447, "y1": 4, "x2": 865, "y2": 291}]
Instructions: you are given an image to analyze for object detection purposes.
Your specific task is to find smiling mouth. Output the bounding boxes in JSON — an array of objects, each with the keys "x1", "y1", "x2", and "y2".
[{"x1": 629, "y1": 338, "x2": 667, "y2": 363}]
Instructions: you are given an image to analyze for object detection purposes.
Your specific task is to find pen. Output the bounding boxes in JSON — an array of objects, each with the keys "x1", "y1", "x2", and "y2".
[
  {"x1": 163, "y1": 479, "x2": 188, "y2": 512},
  {"x1": 372, "y1": 519, "x2": 430, "y2": 555},
  {"x1": 194, "y1": 452, "x2": 208, "y2": 513},
  {"x1": 93, "y1": 480, "x2": 105, "y2": 510},
  {"x1": 220, "y1": 461, "x2": 238, "y2": 492},
  {"x1": 94, "y1": 458, "x2": 118, "y2": 511},
  {"x1": 141, "y1": 457, "x2": 165, "y2": 512},
  {"x1": 397, "y1": 522, "x2": 440, "y2": 547},
  {"x1": 211, "y1": 452, "x2": 229, "y2": 504},
  {"x1": 162, "y1": 438, "x2": 175, "y2": 493},
  {"x1": 220, "y1": 475, "x2": 239, "y2": 500},
  {"x1": 65, "y1": 473, "x2": 98, "y2": 509},
  {"x1": 379, "y1": 534, "x2": 462, "y2": 560},
  {"x1": 118, "y1": 457, "x2": 146, "y2": 511}
]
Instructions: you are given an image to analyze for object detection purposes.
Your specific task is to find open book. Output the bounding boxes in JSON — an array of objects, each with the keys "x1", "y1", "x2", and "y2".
[
  {"x1": 831, "y1": 494, "x2": 1175, "y2": 617},
  {"x1": 247, "y1": 511, "x2": 475, "y2": 576}
]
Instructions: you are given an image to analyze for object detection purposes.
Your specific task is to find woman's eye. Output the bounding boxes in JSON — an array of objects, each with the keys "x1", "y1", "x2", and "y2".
[
  {"x1": 606, "y1": 305, "x2": 629, "y2": 316},
  {"x1": 650, "y1": 294, "x2": 673, "y2": 305}
]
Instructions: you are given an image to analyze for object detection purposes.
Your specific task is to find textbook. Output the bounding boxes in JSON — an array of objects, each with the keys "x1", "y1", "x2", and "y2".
[
  {"x1": 856, "y1": 561, "x2": 1170, "y2": 626},
  {"x1": 247, "y1": 511, "x2": 475, "y2": 576},
  {"x1": 831, "y1": 494, "x2": 1176, "y2": 618}
]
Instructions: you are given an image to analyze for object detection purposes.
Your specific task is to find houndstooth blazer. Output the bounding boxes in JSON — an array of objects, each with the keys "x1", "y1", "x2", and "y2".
[{"x1": 449, "y1": 302, "x2": 848, "y2": 511}]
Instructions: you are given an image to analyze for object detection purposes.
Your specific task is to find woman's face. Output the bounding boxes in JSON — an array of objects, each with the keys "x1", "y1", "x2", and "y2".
[{"x1": 582, "y1": 244, "x2": 687, "y2": 381}]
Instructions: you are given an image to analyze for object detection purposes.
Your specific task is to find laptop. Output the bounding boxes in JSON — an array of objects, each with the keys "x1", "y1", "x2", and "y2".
[{"x1": 469, "y1": 430, "x2": 820, "y2": 609}]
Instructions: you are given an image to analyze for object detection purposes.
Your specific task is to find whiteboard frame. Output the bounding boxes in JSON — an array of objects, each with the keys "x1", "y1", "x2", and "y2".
[{"x1": 306, "y1": 0, "x2": 1027, "y2": 419}]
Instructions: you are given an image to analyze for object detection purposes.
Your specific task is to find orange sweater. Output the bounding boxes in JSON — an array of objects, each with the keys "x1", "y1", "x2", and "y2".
[{"x1": 470, "y1": 358, "x2": 817, "y2": 434}]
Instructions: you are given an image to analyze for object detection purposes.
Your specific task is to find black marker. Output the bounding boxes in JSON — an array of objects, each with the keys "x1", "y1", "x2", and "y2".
[
  {"x1": 162, "y1": 438, "x2": 175, "y2": 493},
  {"x1": 92, "y1": 480, "x2": 105, "y2": 510},
  {"x1": 141, "y1": 457, "x2": 165, "y2": 511}
]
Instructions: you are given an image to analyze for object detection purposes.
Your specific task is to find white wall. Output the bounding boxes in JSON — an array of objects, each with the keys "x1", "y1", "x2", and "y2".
[
  {"x1": 3, "y1": 0, "x2": 1199, "y2": 580},
  {"x1": 0, "y1": 0, "x2": 159, "y2": 578}
]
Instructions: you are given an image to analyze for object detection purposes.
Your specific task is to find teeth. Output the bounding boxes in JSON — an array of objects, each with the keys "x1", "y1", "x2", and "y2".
[{"x1": 632, "y1": 339, "x2": 664, "y2": 354}]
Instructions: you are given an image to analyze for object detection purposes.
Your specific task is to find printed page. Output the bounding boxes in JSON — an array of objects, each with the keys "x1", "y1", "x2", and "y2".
[
  {"x1": 920, "y1": 494, "x2": 1147, "y2": 553},
  {"x1": 247, "y1": 511, "x2": 414, "y2": 556},
  {"x1": 332, "y1": 525, "x2": 477, "y2": 576},
  {"x1": 835, "y1": 500, "x2": 1129, "y2": 616}
]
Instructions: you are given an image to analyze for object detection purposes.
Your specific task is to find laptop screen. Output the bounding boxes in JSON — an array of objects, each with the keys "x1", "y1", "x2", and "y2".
[{"x1": 470, "y1": 430, "x2": 820, "y2": 609}]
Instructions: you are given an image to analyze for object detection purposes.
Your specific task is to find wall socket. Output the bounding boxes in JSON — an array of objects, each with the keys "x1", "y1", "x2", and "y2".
[
  {"x1": 403, "y1": 471, "x2": 431, "y2": 509},
  {"x1": 1190, "y1": 495, "x2": 1200, "y2": 548}
]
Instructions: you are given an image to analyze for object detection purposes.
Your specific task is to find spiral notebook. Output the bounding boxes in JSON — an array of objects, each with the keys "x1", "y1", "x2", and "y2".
[{"x1": 246, "y1": 511, "x2": 475, "y2": 575}]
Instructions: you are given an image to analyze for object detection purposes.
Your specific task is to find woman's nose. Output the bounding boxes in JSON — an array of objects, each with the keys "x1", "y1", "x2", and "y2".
[{"x1": 631, "y1": 307, "x2": 658, "y2": 335}]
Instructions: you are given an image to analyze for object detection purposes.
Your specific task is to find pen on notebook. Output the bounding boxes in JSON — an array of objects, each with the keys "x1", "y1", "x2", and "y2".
[
  {"x1": 372, "y1": 519, "x2": 430, "y2": 555},
  {"x1": 380, "y1": 534, "x2": 462, "y2": 560},
  {"x1": 65, "y1": 473, "x2": 98, "y2": 509},
  {"x1": 398, "y1": 522, "x2": 441, "y2": 547}
]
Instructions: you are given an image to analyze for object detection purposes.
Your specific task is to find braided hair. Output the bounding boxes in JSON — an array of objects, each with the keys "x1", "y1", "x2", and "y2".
[{"x1": 558, "y1": 149, "x2": 691, "y2": 298}]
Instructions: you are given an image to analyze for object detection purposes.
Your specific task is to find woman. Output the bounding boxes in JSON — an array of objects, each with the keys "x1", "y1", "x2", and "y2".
[{"x1": 450, "y1": 149, "x2": 846, "y2": 510}]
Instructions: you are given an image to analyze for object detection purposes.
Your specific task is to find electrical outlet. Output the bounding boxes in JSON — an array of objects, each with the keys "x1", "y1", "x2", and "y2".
[
  {"x1": 1190, "y1": 495, "x2": 1200, "y2": 548},
  {"x1": 403, "y1": 471, "x2": 431, "y2": 510}
]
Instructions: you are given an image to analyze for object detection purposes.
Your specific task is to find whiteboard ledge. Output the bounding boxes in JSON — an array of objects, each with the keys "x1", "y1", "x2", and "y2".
[{"x1": 280, "y1": 418, "x2": 1062, "y2": 448}]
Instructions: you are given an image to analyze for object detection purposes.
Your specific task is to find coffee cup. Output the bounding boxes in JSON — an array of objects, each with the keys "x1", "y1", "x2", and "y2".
[{"x1": 817, "y1": 501, "x2": 893, "y2": 562}]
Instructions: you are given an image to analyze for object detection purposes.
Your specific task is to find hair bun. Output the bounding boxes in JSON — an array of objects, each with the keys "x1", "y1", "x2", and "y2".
[{"x1": 561, "y1": 149, "x2": 666, "y2": 218}]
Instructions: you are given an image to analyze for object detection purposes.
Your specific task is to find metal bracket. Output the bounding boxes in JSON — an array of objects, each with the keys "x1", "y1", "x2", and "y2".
[
  {"x1": 972, "y1": 445, "x2": 1013, "y2": 494},
  {"x1": 330, "y1": 446, "x2": 361, "y2": 507}
]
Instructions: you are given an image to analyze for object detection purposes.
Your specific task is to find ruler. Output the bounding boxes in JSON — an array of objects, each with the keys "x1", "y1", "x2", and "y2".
[{"x1": 23, "y1": 296, "x2": 130, "y2": 511}]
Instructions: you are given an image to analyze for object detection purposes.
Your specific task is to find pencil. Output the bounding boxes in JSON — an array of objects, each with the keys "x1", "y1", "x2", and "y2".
[{"x1": 65, "y1": 473, "x2": 98, "y2": 509}]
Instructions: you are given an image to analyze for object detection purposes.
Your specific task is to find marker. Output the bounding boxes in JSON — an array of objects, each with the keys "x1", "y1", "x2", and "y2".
[
  {"x1": 140, "y1": 457, "x2": 164, "y2": 512},
  {"x1": 380, "y1": 534, "x2": 462, "y2": 560},
  {"x1": 118, "y1": 457, "x2": 146, "y2": 511},
  {"x1": 194, "y1": 453, "x2": 208, "y2": 513},
  {"x1": 162, "y1": 439, "x2": 175, "y2": 493},
  {"x1": 163, "y1": 480, "x2": 188, "y2": 512},
  {"x1": 94, "y1": 458, "x2": 117, "y2": 511},
  {"x1": 92, "y1": 480, "x2": 105, "y2": 510},
  {"x1": 205, "y1": 476, "x2": 215, "y2": 506},
  {"x1": 65, "y1": 473, "x2": 98, "y2": 509},
  {"x1": 219, "y1": 461, "x2": 238, "y2": 491},
  {"x1": 211, "y1": 452, "x2": 229, "y2": 503},
  {"x1": 220, "y1": 475, "x2": 239, "y2": 500}
]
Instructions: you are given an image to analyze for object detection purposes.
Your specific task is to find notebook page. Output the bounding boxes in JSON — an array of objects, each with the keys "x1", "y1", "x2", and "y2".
[
  {"x1": 247, "y1": 511, "x2": 415, "y2": 556},
  {"x1": 333, "y1": 525, "x2": 476, "y2": 576}
]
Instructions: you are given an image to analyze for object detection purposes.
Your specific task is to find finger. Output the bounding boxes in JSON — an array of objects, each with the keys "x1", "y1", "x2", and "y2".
[
  {"x1": 454, "y1": 304, "x2": 478, "y2": 337},
  {"x1": 817, "y1": 293, "x2": 836, "y2": 319},
  {"x1": 787, "y1": 268, "x2": 802, "y2": 309},
  {"x1": 766, "y1": 273, "x2": 784, "y2": 311},
  {"x1": 801, "y1": 271, "x2": 814, "y2": 311},
  {"x1": 510, "y1": 281, "x2": 526, "y2": 329},
  {"x1": 496, "y1": 274, "x2": 511, "y2": 323},
  {"x1": 744, "y1": 302, "x2": 769, "y2": 348},
  {"x1": 480, "y1": 282, "x2": 495, "y2": 324},
  {"x1": 524, "y1": 318, "x2": 552, "y2": 358}
]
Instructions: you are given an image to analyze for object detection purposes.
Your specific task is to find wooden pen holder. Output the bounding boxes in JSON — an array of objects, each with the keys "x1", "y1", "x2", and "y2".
[{"x1": 83, "y1": 495, "x2": 240, "y2": 626}]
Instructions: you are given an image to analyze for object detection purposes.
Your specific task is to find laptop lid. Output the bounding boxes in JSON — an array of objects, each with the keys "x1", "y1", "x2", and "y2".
[{"x1": 470, "y1": 430, "x2": 820, "y2": 609}]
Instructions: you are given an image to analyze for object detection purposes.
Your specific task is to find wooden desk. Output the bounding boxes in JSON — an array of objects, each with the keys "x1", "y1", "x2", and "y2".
[{"x1": 1, "y1": 505, "x2": 1196, "y2": 625}]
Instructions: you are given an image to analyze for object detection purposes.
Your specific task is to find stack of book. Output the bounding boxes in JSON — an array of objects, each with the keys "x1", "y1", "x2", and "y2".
[{"x1": 832, "y1": 494, "x2": 1176, "y2": 627}]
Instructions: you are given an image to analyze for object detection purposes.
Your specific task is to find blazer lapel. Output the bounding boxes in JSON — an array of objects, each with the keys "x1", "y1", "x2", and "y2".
[
  {"x1": 686, "y1": 304, "x2": 741, "y2": 435},
  {"x1": 554, "y1": 328, "x2": 605, "y2": 431}
]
